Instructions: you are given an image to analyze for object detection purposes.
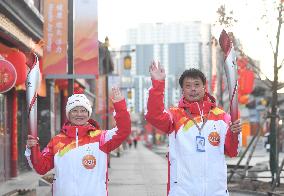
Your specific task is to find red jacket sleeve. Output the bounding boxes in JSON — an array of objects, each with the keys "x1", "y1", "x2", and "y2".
[
  {"x1": 100, "y1": 99, "x2": 131, "y2": 153},
  {"x1": 28, "y1": 140, "x2": 55, "y2": 175},
  {"x1": 224, "y1": 114, "x2": 239, "y2": 157},
  {"x1": 145, "y1": 79, "x2": 173, "y2": 134}
]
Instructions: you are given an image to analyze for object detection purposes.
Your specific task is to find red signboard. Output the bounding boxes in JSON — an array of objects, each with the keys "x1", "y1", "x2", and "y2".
[{"x1": 0, "y1": 59, "x2": 17, "y2": 93}]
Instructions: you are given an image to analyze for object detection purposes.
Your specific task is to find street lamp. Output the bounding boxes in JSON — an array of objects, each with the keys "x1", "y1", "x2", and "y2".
[{"x1": 103, "y1": 37, "x2": 110, "y2": 130}]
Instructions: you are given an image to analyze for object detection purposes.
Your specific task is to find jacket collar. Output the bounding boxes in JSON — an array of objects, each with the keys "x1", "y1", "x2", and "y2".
[
  {"x1": 178, "y1": 92, "x2": 216, "y2": 116},
  {"x1": 61, "y1": 119, "x2": 100, "y2": 138}
]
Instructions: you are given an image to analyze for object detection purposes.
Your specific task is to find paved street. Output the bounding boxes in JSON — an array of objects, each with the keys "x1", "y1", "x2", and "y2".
[
  {"x1": 0, "y1": 143, "x2": 168, "y2": 196},
  {"x1": 0, "y1": 171, "x2": 51, "y2": 196},
  {"x1": 0, "y1": 142, "x2": 280, "y2": 196},
  {"x1": 108, "y1": 144, "x2": 265, "y2": 196},
  {"x1": 108, "y1": 144, "x2": 167, "y2": 196}
]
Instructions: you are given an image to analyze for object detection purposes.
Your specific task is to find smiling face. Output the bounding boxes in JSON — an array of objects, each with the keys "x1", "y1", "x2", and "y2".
[
  {"x1": 68, "y1": 106, "x2": 90, "y2": 126},
  {"x1": 182, "y1": 77, "x2": 206, "y2": 102}
]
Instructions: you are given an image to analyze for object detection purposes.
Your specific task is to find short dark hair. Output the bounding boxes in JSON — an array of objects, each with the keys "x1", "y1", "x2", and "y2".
[{"x1": 179, "y1": 68, "x2": 206, "y2": 88}]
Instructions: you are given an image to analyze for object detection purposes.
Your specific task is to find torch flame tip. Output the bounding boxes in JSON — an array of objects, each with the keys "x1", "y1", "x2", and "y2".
[{"x1": 219, "y1": 30, "x2": 232, "y2": 55}]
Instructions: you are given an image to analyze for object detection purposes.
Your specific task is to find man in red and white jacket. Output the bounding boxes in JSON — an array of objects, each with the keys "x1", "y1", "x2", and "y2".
[
  {"x1": 145, "y1": 62, "x2": 242, "y2": 196},
  {"x1": 25, "y1": 87, "x2": 131, "y2": 196}
]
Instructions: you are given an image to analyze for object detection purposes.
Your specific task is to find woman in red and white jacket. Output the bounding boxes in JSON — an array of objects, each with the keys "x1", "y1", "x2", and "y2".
[
  {"x1": 25, "y1": 87, "x2": 131, "y2": 196},
  {"x1": 145, "y1": 62, "x2": 242, "y2": 196}
]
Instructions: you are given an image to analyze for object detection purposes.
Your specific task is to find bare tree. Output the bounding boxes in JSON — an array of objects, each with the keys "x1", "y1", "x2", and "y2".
[
  {"x1": 267, "y1": 0, "x2": 283, "y2": 185},
  {"x1": 216, "y1": 0, "x2": 284, "y2": 184},
  {"x1": 216, "y1": 5, "x2": 238, "y2": 28}
]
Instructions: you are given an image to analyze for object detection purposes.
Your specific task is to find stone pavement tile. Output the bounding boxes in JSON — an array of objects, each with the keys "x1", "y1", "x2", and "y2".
[
  {"x1": 108, "y1": 184, "x2": 166, "y2": 196},
  {"x1": 0, "y1": 171, "x2": 52, "y2": 196},
  {"x1": 0, "y1": 171, "x2": 39, "y2": 195},
  {"x1": 108, "y1": 143, "x2": 167, "y2": 196}
]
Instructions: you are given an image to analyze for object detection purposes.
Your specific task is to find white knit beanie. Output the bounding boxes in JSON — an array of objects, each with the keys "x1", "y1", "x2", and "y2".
[{"x1": 66, "y1": 94, "x2": 92, "y2": 119}]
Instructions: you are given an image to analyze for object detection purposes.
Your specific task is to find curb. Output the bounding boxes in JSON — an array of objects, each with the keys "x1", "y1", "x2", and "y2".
[{"x1": 230, "y1": 189, "x2": 269, "y2": 196}]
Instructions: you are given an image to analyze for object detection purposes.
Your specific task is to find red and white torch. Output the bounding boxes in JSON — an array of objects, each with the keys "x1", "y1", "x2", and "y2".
[
  {"x1": 219, "y1": 30, "x2": 239, "y2": 122},
  {"x1": 26, "y1": 53, "x2": 40, "y2": 163}
]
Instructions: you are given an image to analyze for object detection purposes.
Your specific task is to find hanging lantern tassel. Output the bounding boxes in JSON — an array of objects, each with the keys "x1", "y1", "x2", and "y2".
[
  {"x1": 219, "y1": 30, "x2": 239, "y2": 122},
  {"x1": 26, "y1": 53, "x2": 40, "y2": 164}
]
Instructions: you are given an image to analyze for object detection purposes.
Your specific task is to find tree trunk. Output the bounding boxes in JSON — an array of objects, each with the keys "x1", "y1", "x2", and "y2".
[{"x1": 269, "y1": 2, "x2": 283, "y2": 184}]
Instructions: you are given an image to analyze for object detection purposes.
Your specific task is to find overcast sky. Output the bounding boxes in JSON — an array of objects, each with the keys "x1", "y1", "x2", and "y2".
[{"x1": 98, "y1": 0, "x2": 284, "y2": 82}]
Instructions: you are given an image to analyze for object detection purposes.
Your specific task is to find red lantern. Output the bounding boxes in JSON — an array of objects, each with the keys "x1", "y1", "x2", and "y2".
[
  {"x1": 0, "y1": 59, "x2": 17, "y2": 93},
  {"x1": 6, "y1": 50, "x2": 27, "y2": 85},
  {"x1": 55, "y1": 79, "x2": 68, "y2": 89},
  {"x1": 238, "y1": 94, "x2": 249, "y2": 105},
  {"x1": 238, "y1": 69, "x2": 255, "y2": 95},
  {"x1": 55, "y1": 79, "x2": 83, "y2": 93}
]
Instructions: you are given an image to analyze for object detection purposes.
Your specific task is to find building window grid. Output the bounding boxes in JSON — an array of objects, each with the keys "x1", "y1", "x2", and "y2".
[{"x1": 125, "y1": 22, "x2": 212, "y2": 112}]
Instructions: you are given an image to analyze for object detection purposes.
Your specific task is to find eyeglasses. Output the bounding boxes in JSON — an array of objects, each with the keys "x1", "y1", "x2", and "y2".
[{"x1": 70, "y1": 109, "x2": 88, "y2": 115}]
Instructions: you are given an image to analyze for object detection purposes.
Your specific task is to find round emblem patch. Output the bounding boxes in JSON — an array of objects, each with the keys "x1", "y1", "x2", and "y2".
[
  {"x1": 0, "y1": 59, "x2": 17, "y2": 93},
  {"x1": 82, "y1": 155, "x2": 96, "y2": 169},
  {"x1": 208, "y1": 131, "x2": 220, "y2": 146}
]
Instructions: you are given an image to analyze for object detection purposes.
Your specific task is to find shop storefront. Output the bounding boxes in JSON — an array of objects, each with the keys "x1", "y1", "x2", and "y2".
[
  {"x1": 0, "y1": 0, "x2": 98, "y2": 183},
  {"x1": 0, "y1": 0, "x2": 43, "y2": 182},
  {"x1": 0, "y1": 93, "x2": 11, "y2": 182}
]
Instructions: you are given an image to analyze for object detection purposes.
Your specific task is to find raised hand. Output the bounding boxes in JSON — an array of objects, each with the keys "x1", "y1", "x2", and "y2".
[
  {"x1": 26, "y1": 135, "x2": 38, "y2": 149},
  {"x1": 149, "y1": 61, "x2": 166, "y2": 81},
  {"x1": 110, "y1": 87, "x2": 124, "y2": 103}
]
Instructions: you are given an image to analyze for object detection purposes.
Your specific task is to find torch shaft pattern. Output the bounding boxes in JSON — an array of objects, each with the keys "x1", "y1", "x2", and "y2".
[
  {"x1": 26, "y1": 53, "x2": 40, "y2": 163},
  {"x1": 219, "y1": 30, "x2": 239, "y2": 122}
]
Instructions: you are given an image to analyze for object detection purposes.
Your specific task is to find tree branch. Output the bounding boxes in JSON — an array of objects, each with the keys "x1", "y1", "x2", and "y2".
[
  {"x1": 278, "y1": 58, "x2": 284, "y2": 70},
  {"x1": 269, "y1": 39, "x2": 275, "y2": 54},
  {"x1": 232, "y1": 43, "x2": 274, "y2": 88},
  {"x1": 240, "y1": 49, "x2": 273, "y2": 84},
  {"x1": 277, "y1": 82, "x2": 284, "y2": 90}
]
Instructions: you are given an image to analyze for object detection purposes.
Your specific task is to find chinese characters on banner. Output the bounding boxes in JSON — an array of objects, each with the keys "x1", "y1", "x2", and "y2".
[
  {"x1": 43, "y1": 0, "x2": 68, "y2": 75},
  {"x1": 43, "y1": 0, "x2": 98, "y2": 77}
]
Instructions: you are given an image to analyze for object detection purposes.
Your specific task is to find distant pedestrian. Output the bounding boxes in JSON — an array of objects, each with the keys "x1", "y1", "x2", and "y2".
[
  {"x1": 133, "y1": 136, "x2": 138, "y2": 148},
  {"x1": 127, "y1": 136, "x2": 133, "y2": 149},
  {"x1": 25, "y1": 87, "x2": 131, "y2": 196},
  {"x1": 145, "y1": 62, "x2": 242, "y2": 196}
]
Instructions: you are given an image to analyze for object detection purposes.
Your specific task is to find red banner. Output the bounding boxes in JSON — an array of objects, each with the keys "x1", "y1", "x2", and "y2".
[
  {"x1": 74, "y1": 0, "x2": 98, "y2": 76},
  {"x1": 43, "y1": 0, "x2": 68, "y2": 75}
]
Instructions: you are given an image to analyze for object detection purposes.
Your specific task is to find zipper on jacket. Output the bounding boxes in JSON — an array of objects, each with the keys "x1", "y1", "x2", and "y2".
[{"x1": 76, "y1": 127, "x2": 78, "y2": 148}]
